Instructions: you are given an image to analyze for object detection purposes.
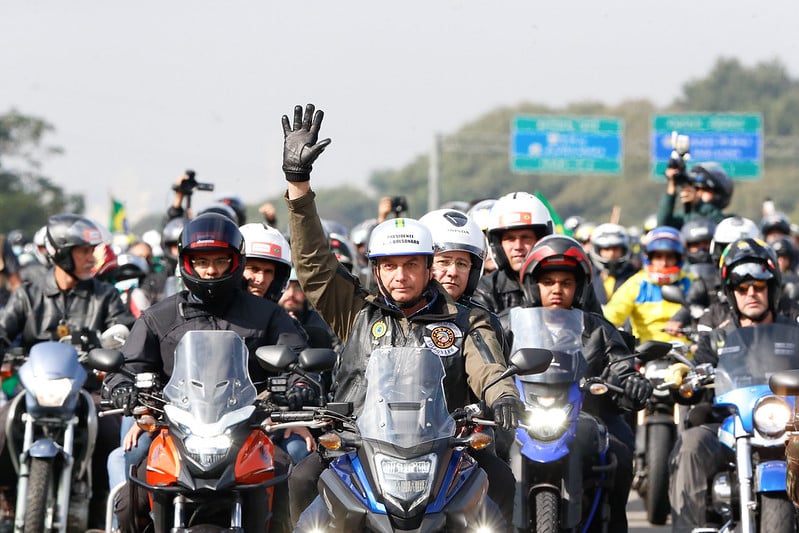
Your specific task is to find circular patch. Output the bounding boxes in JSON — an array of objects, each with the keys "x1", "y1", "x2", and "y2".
[
  {"x1": 429, "y1": 326, "x2": 456, "y2": 349},
  {"x1": 371, "y1": 321, "x2": 387, "y2": 339}
]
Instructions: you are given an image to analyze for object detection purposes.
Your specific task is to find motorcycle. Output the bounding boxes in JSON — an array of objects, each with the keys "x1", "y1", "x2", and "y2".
[
  {"x1": 2, "y1": 324, "x2": 129, "y2": 533},
  {"x1": 90, "y1": 329, "x2": 336, "y2": 533},
  {"x1": 632, "y1": 340, "x2": 692, "y2": 525},
  {"x1": 669, "y1": 322, "x2": 799, "y2": 533},
  {"x1": 258, "y1": 343, "x2": 552, "y2": 532},
  {"x1": 507, "y1": 306, "x2": 669, "y2": 532}
]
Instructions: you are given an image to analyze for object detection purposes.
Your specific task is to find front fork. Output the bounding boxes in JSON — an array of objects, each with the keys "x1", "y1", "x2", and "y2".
[
  {"x1": 14, "y1": 413, "x2": 78, "y2": 532},
  {"x1": 735, "y1": 438, "x2": 755, "y2": 533}
]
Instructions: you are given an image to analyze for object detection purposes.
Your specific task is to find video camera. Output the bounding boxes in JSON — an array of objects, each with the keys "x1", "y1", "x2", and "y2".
[
  {"x1": 391, "y1": 196, "x2": 408, "y2": 215},
  {"x1": 668, "y1": 132, "x2": 692, "y2": 185},
  {"x1": 172, "y1": 170, "x2": 215, "y2": 195}
]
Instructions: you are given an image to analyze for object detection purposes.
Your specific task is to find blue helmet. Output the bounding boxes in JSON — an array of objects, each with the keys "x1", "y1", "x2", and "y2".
[{"x1": 643, "y1": 226, "x2": 685, "y2": 285}]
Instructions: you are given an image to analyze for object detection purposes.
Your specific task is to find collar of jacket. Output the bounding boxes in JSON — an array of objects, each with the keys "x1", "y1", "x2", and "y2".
[{"x1": 44, "y1": 273, "x2": 94, "y2": 298}]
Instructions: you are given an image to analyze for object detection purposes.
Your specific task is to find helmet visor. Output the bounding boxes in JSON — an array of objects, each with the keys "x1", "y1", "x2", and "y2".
[{"x1": 728, "y1": 262, "x2": 774, "y2": 285}]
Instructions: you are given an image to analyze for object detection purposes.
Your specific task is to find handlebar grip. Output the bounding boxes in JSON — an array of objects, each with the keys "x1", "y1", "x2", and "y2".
[{"x1": 270, "y1": 411, "x2": 316, "y2": 423}]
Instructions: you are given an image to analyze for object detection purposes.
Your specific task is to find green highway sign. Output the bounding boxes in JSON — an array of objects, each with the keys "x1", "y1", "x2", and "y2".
[
  {"x1": 650, "y1": 113, "x2": 763, "y2": 179},
  {"x1": 511, "y1": 116, "x2": 623, "y2": 175}
]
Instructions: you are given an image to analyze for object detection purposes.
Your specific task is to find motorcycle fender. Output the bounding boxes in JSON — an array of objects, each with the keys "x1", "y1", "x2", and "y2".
[
  {"x1": 318, "y1": 468, "x2": 370, "y2": 530},
  {"x1": 28, "y1": 438, "x2": 61, "y2": 459},
  {"x1": 755, "y1": 460, "x2": 788, "y2": 493}
]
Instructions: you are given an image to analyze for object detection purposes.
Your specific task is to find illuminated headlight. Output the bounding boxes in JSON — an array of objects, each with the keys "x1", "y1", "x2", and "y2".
[
  {"x1": 753, "y1": 396, "x2": 792, "y2": 437},
  {"x1": 526, "y1": 405, "x2": 572, "y2": 441},
  {"x1": 34, "y1": 378, "x2": 74, "y2": 407},
  {"x1": 184, "y1": 434, "x2": 232, "y2": 468},
  {"x1": 375, "y1": 452, "x2": 436, "y2": 512}
]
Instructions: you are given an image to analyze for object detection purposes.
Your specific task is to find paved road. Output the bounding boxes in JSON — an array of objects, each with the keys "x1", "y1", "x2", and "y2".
[{"x1": 629, "y1": 492, "x2": 671, "y2": 533}]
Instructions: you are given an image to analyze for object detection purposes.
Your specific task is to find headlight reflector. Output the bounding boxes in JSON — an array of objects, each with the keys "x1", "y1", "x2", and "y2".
[
  {"x1": 34, "y1": 378, "x2": 74, "y2": 407},
  {"x1": 753, "y1": 395, "x2": 791, "y2": 437},
  {"x1": 526, "y1": 405, "x2": 571, "y2": 441},
  {"x1": 374, "y1": 452, "x2": 436, "y2": 512}
]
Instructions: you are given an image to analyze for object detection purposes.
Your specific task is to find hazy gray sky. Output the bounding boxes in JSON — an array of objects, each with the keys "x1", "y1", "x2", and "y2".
[{"x1": 3, "y1": 1, "x2": 798, "y2": 228}]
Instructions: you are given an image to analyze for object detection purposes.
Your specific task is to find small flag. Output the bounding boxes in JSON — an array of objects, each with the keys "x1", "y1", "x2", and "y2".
[
  {"x1": 109, "y1": 198, "x2": 128, "y2": 233},
  {"x1": 533, "y1": 191, "x2": 569, "y2": 236}
]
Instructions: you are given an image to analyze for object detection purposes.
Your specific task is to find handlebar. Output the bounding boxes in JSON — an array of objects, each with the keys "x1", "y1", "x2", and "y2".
[{"x1": 269, "y1": 410, "x2": 316, "y2": 423}]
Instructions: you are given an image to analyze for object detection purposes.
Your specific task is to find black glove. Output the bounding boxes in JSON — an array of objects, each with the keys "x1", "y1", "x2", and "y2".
[
  {"x1": 286, "y1": 382, "x2": 319, "y2": 411},
  {"x1": 623, "y1": 373, "x2": 653, "y2": 411},
  {"x1": 110, "y1": 382, "x2": 137, "y2": 416},
  {"x1": 491, "y1": 397, "x2": 523, "y2": 432},
  {"x1": 282, "y1": 103, "x2": 332, "y2": 182}
]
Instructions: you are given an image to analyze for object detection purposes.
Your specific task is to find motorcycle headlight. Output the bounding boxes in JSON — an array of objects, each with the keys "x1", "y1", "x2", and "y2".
[
  {"x1": 526, "y1": 405, "x2": 572, "y2": 441},
  {"x1": 34, "y1": 377, "x2": 74, "y2": 407},
  {"x1": 374, "y1": 452, "x2": 436, "y2": 513},
  {"x1": 184, "y1": 434, "x2": 233, "y2": 468},
  {"x1": 753, "y1": 395, "x2": 791, "y2": 437}
]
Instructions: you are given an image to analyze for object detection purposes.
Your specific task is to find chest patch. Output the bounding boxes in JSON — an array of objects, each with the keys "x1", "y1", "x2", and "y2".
[
  {"x1": 371, "y1": 320, "x2": 388, "y2": 340},
  {"x1": 423, "y1": 322, "x2": 463, "y2": 356}
]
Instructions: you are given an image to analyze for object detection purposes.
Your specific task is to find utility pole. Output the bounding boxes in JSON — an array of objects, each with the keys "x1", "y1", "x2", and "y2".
[{"x1": 428, "y1": 133, "x2": 440, "y2": 212}]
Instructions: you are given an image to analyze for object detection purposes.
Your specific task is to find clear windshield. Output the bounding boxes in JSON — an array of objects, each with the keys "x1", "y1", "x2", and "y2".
[
  {"x1": 163, "y1": 330, "x2": 257, "y2": 424},
  {"x1": 715, "y1": 323, "x2": 799, "y2": 396},
  {"x1": 357, "y1": 347, "x2": 455, "y2": 448},
  {"x1": 509, "y1": 307, "x2": 586, "y2": 384}
]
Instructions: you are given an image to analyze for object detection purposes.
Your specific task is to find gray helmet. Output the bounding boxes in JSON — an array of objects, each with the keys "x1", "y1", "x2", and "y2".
[{"x1": 44, "y1": 214, "x2": 104, "y2": 274}]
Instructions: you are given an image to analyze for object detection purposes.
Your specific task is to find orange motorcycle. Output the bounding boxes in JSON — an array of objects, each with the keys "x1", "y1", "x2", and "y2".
[{"x1": 91, "y1": 330, "x2": 291, "y2": 533}]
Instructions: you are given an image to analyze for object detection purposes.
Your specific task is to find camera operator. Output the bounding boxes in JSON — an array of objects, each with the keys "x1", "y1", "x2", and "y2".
[
  {"x1": 657, "y1": 164, "x2": 730, "y2": 231},
  {"x1": 166, "y1": 170, "x2": 214, "y2": 222}
]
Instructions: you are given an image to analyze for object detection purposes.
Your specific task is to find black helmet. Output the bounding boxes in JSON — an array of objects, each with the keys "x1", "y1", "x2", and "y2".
[
  {"x1": 329, "y1": 233, "x2": 356, "y2": 274},
  {"x1": 218, "y1": 195, "x2": 247, "y2": 225},
  {"x1": 520, "y1": 235, "x2": 592, "y2": 309},
  {"x1": 198, "y1": 202, "x2": 238, "y2": 223},
  {"x1": 770, "y1": 235, "x2": 796, "y2": 270},
  {"x1": 720, "y1": 238, "x2": 781, "y2": 322},
  {"x1": 760, "y1": 212, "x2": 792, "y2": 240},
  {"x1": 44, "y1": 214, "x2": 104, "y2": 274},
  {"x1": 161, "y1": 217, "x2": 188, "y2": 261},
  {"x1": 690, "y1": 163, "x2": 733, "y2": 209},
  {"x1": 680, "y1": 218, "x2": 716, "y2": 265},
  {"x1": 178, "y1": 213, "x2": 245, "y2": 307}
]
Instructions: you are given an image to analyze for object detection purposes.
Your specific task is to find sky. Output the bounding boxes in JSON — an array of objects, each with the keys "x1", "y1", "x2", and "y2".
[{"x1": 3, "y1": 1, "x2": 798, "y2": 230}]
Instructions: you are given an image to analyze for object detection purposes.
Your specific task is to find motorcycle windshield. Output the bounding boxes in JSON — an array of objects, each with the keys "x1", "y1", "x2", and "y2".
[
  {"x1": 509, "y1": 307, "x2": 587, "y2": 384},
  {"x1": 163, "y1": 330, "x2": 257, "y2": 425},
  {"x1": 358, "y1": 347, "x2": 455, "y2": 448},
  {"x1": 714, "y1": 323, "x2": 799, "y2": 396}
]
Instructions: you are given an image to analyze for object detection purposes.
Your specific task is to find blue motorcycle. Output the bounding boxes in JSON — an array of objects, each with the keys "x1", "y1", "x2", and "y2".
[
  {"x1": 702, "y1": 323, "x2": 799, "y2": 532},
  {"x1": 507, "y1": 307, "x2": 667, "y2": 533},
  {"x1": 269, "y1": 345, "x2": 551, "y2": 532}
]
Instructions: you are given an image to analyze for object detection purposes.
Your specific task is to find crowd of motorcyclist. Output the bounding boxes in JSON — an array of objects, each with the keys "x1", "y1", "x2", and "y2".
[{"x1": 0, "y1": 102, "x2": 798, "y2": 532}]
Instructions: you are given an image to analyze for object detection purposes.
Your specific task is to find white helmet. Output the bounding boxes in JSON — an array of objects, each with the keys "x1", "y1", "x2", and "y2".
[
  {"x1": 589, "y1": 223, "x2": 631, "y2": 274},
  {"x1": 239, "y1": 223, "x2": 292, "y2": 301},
  {"x1": 710, "y1": 216, "x2": 762, "y2": 264},
  {"x1": 486, "y1": 192, "x2": 553, "y2": 273},
  {"x1": 466, "y1": 199, "x2": 496, "y2": 232},
  {"x1": 367, "y1": 218, "x2": 434, "y2": 260},
  {"x1": 419, "y1": 209, "x2": 485, "y2": 296}
]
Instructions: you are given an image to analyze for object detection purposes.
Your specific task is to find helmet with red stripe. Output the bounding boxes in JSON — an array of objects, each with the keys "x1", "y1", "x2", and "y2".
[
  {"x1": 178, "y1": 213, "x2": 245, "y2": 306},
  {"x1": 520, "y1": 235, "x2": 592, "y2": 309}
]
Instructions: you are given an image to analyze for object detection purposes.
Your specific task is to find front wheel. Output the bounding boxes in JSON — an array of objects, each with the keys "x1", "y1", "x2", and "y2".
[
  {"x1": 645, "y1": 423, "x2": 673, "y2": 525},
  {"x1": 759, "y1": 492, "x2": 797, "y2": 533},
  {"x1": 25, "y1": 457, "x2": 55, "y2": 531},
  {"x1": 533, "y1": 488, "x2": 559, "y2": 533}
]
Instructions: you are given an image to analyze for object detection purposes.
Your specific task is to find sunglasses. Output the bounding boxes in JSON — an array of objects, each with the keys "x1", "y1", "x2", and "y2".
[{"x1": 732, "y1": 280, "x2": 768, "y2": 294}]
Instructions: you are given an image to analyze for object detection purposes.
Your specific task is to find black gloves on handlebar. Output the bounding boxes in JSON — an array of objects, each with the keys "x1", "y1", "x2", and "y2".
[
  {"x1": 286, "y1": 382, "x2": 319, "y2": 411},
  {"x1": 110, "y1": 382, "x2": 137, "y2": 416},
  {"x1": 491, "y1": 397, "x2": 524, "y2": 431},
  {"x1": 282, "y1": 103, "x2": 332, "y2": 182},
  {"x1": 622, "y1": 373, "x2": 653, "y2": 411}
]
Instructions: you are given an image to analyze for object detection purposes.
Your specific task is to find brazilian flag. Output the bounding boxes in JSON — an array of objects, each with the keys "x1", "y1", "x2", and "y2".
[
  {"x1": 109, "y1": 198, "x2": 128, "y2": 233},
  {"x1": 533, "y1": 190, "x2": 569, "y2": 236}
]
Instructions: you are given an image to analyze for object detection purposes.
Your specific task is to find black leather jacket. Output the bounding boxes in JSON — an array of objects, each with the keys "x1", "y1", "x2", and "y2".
[
  {"x1": 105, "y1": 288, "x2": 306, "y2": 392},
  {"x1": 0, "y1": 273, "x2": 134, "y2": 351}
]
